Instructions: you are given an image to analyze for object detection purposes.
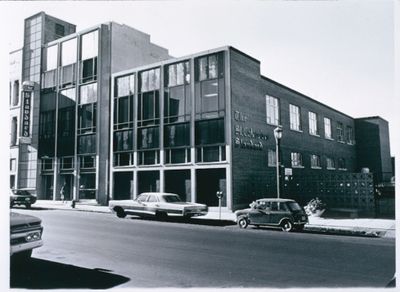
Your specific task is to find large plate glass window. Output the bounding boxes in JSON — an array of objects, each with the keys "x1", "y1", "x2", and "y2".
[{"x1": 80, "y1": 30, "x2": 98, "y2": 83}]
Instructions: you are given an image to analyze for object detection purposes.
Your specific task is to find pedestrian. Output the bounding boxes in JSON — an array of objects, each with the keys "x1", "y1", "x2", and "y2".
[{"x1": 60, "y1": 182, "x2": 66, "y2": 203}]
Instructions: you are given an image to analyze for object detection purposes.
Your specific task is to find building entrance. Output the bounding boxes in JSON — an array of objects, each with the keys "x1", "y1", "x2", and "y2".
[
  {"x1": 113, "y1": 172, "x2": 133, "y2": 200},
  {"x1": 165, "y1": 170, "x2": 191, "y2": 202},
  {"x1": 41, "y1": 175, "x2": 54, "y2": 200},
  {"x1": 196, "y1": 169, "x2": 226, "y2": 207},
  {"x1": 59, "y1": 174, "x2": 73, "y2": 200},
  {"x1": 137, "y1": 171, "x2": 160, "y2": 194}
]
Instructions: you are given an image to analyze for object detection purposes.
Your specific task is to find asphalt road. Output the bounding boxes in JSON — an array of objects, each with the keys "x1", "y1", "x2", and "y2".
[{"x1": 10, "y1": 208, "x2": 395, "y2": 289}]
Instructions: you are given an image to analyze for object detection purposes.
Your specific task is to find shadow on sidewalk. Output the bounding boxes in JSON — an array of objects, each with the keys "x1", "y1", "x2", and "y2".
[{"x1": 10, "y1": 257, "x2": 130, "y2": 289}]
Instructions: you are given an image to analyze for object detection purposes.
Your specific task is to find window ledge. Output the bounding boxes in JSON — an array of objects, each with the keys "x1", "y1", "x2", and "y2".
[
  {"x1": 292, "y1": 165, "x2": 304, "y2": 169},
  {"x1": 325, "y1": 137, "x2": 334, "y2": 141},
  {"x1": 266, "y1": 122, "x2": 280, "y2": 127},
  {"x1": 290, "y1": 129, "x2": 303, "y2": 133},
  {"x1": 338, "y1": 168, "x2": 347, "y2": 171},
  {"x1": 327, "y1": 167, "x2": 336, "y2": 170},
  {"x1": 337, "y1": 140, "x2": 345, "y2": 144},
  {"x1": 311, "y1": 166, "x2": 322, "y2": 169},
  {"x1": 268, "y1": 164, "x2": 277, "y2": 168},
  {"x1": 310, "y1": 133, "x2": 320, "y2": 138}
]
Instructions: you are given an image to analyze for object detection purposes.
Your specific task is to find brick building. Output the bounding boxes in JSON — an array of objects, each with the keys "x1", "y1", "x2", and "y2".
[{"x1": 10, "y1": 13, "x2": 393, "y2": 212}]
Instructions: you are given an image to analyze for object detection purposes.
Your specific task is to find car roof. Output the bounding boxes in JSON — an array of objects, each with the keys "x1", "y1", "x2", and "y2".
[
  {"x1": 256, "y1": 198, "x2": 296, "y2": 203},
  {"x1": 139, "y1": 192, "x2": 179, "y2": 197}
]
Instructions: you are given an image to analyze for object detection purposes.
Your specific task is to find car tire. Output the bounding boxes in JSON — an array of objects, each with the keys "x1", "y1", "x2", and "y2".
[
  {"x1": 280, "y1": 220, "x2": 294, "y2": 232},
  {"x1": 237, "y1": 217, "x2": 248, "y2": 229},
  {"x1": 296, "y1": 224, "x2": 305, "y2": 232},
  {"x1": 115, "y1": 208, "x2": 126, "y2": 218},
  {"x1": 25, "y1": 203, "x2": 31, "y2": 209},
  {"x1": 156, "y1": 211, "x2": 168, "y2": 221}
]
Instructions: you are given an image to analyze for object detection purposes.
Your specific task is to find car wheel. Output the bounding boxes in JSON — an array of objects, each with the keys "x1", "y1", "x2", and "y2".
[
  {"x1": 237, "y1": 217, "x2": 248, "y2": 229},
  {"x1": 115, "y1": 208, "x2": 126, "y2": 218},
  {"x1": 25, "y1": 203, "x2": 31, "y2": 209},
  {"x1": 156, "y1": 211, "x2": 168, "y2": 221},
  {"x1": 281, "y1": 220, "x2": 294, "y2": 232}
]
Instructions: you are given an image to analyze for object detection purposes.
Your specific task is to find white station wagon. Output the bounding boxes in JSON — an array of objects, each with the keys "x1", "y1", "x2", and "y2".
[{"x1": 109, "y1": 192, "x2": 208, "y2": 220}]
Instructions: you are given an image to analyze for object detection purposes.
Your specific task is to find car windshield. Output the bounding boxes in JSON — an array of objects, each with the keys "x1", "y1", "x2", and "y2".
[
  {"x1": 287, "y1": 202, "x2": 302, "y2": 211},
  {"x1": 163, "y1": 195, "x2": 182, "y2": 203}
]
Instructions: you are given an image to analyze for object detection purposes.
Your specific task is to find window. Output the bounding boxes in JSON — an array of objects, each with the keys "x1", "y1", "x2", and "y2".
[
  {"x1": 148, "y1": 195, "x2": 158, "y2": 202},
  {"x1": 80, "y1": 155, "x2": 95, "y2": 169},
  {"x1": 164, "y1": 62, "x2": 191, "y2": 123},
  {"x1": 116, "y1": 74, "x2": 135, "y2": 97},
  {"x1": 113, "y1": 130, "x2": 133, "y2": 152},
  {"x1": 338, "y1": 158, "x2": 346, "y2": 170},
  {"x1": 164, "y1": 123, "x2": 190, "y2": 148},
  {"x1": 60, "y1": 157, "x2": 74, "y2": 170},
  {"x1": 195, "y1": 54, "x2": 223, "y2": 81},
  {"x1": 336, "y1": 122, "x2": 344, "y2": 142},
  {"x1": 326, "y1": 157, "x2": 335, "y2": 169},
  {"x1": 195, "y1": 118, "x2": 225, "y2": 146},
  {"x1": 137, "y1": 127, "x2": 159, "y2": 149},
  {"x1": 45, "y1": 45, "x2": 58, "y2": 71},
  {"x1": 57, "y1": 106, "x2": 75, "y2": 156},
  {"x1": 138, "y1": 91, "x2": 160, "y2": 126},
  {"x1": 196, "y1": 145, "x2": 225, "y2": 163},
  {"x1": 61, "y1": 38, "x2": 77, "y2": 66},
  {"x1": 79, "y1": 83, "x2": 97, "y2": 104},
  {"x1": 41, "y1": 158, "x2": 53, "y2": 171},
  {"x1": 268, "y1": 149, "x2": 276, "y2": 166},
  {"x1": 78, "y1": 134, "x2": 96, "y2": 154},
  {"x1": 79, "y1": 173, "x2": 96, "y2": 199},
  {"x1": 324, "y1": 117, "x2": 332, "y2": 139},
  {"x1": 308, "y1": 112, "x2": 318, "y2": 135},
  {"x1": 12, "y1": 80, "x2": 19, "y2": 106},
  {"x1": 291, "y1": 152, "x2": 303, "y2": 167},
  {"x1": 81, "y1": 57, "x2": 97, "y2": 83},
  {"x1": 78, "y1": 103, "x2": 96, "y2": 134},
  {"x1": 195, "y1": 53, "x2": 225, "y2": 120},
  {"x1": 166, "y1": 61, "x2": 190, "y2": 87},
  {"x1": 289, "y1": 104, "x2": 301, "y2": 131},
  {"x1": 140, "y1": 68, "x2": 160, "y2": 92},
  {"x1": 55, "y1": 23, "x2": 65, "y2": 37},
  {"x1": 81, "y1": 31, "x2": 98, "y2": 60},
  {"x1": 10, "y1": 159, "x2": 16, "y2": 172},
  {"x1": 42, "y1": 70, "x2": 57, "y2": 89},
  {"x1": 138, "y1": 150, "x2": 159, "y2": 165},
  {"x1": 10, "y1": 117, "x2": 17, "y2": 146},
  {"x1": 346, "y1": 126, "x2": 354, "y2": 144},
  {"x1": 114, "y1": 152, "x2": 133, "y2": 167},
  {"x1": 310, "y1": 154, "x2": 321, "y2": 168},
  {"x1": 266, "y1": 95, "x2": 279, "y2": 126},
  {"x1": 165, "y1": 148, "x2": 191, "y2": 164}
]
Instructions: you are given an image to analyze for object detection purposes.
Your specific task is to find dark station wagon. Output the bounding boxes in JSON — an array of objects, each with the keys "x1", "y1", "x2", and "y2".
[{"x1": 235, "y1": 198, "x2": 308, "y2": 232}]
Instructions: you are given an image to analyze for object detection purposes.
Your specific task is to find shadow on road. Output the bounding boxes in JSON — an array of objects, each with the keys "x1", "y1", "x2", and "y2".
[
  {"x1": 129, "y1": 216, "x2": 236, "y2": 227},
  {"x1": 10, "y1": 257, "x2": 130, "y2": 289}
]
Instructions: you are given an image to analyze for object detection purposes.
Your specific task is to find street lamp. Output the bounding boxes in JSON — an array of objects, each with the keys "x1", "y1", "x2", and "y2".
[{"x1": 274, "y1": 126, "x2": 283, "y2": 199}]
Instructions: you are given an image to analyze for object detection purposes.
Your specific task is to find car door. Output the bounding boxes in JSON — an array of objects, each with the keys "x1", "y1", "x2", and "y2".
[
  {"x1": 144, "y1": 194, "x2": 159, "y2": 215},
  {"x1": 248, "y1": 201, "x2": 271, "y2": 224},
  {"x1": 125, "y1": 194, "x2": 148, "y2": 215},
  {"x1": 269, "y1": 202, "x2": 288, "y2": 224}
]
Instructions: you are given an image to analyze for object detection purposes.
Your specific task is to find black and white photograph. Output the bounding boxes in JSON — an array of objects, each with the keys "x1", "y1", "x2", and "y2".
[{"x1": 1, "y1": 0, "x2": 397, "y2": 290}]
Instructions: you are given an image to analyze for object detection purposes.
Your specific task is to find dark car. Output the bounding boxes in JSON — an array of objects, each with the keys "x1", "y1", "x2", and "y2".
[
  {"x1": 235, "y1": 198, "x2": 308, "y2": 232},
  {"x1": 10, "y1": 212, "x2": 44, "y2": 260},
  {"x1": 10, "y1": 189, "x2": 37, "y2": 209}
]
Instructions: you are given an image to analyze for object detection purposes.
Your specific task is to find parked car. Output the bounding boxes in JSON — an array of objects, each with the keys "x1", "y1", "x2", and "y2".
[
  {"x1": 10, "y1": 212, "x2": 44, "y2": 260},
  {"x1": 235, "y1": 198, "x2": 308, "y2": 232},
  {"x1": 109, "y1": 192, "x2": 208, "y2": 220},
  {"x1": 10, "y1": 189, "x2": 37, "y2": 208}
]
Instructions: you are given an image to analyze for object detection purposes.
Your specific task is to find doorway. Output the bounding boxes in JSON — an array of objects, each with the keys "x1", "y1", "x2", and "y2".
[
  {"x1": 196, "y1": 169, "x2": 226, "y2": 207},
  {"x1": 113, "y1": 172, "x2": 133, "y2": 200},
  {"x1": 137, "y1": 171, "x2": 160, "y2": 195},
  {"x1": 165, "y1": 170, "x2": 191, "y2": 202}
]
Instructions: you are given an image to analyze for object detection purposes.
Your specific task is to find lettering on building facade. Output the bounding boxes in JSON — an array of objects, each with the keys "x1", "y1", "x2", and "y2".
[
  {"x1": 233, "y1": 110, "x2": 268, "y2": 150},
  {"x1": 22, "y1": 91, "x2": 32, "y2": 137}
]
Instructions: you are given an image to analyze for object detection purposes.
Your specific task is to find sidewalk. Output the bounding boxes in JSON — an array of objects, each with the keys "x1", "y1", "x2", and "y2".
[{"x1": 32, "y1": 200, "x2": 395, "y2": 238}]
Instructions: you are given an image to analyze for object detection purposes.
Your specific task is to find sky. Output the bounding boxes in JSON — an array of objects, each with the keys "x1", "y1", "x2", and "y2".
[{"x1": 1, "y1": 0, "x2": 397, "y2": 158}]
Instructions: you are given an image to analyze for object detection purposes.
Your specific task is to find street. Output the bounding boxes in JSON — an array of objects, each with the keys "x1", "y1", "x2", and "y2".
[{"x1": 10, "y1": 208, "x2": 395, "y2": 289}]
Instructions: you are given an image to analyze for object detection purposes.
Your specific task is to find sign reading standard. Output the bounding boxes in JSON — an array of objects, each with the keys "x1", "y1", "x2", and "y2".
[{"x1": 21, "y1": 81, "x2": 34, "y2": 138}]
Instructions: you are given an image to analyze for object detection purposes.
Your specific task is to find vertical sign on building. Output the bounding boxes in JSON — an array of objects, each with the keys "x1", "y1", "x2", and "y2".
[{"x1": 20, "y1": 81, "x2": 35, "y2": 143}]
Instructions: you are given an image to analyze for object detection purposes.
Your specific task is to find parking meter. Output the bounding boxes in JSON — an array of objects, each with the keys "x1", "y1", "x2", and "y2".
[{"x1": 216, "y1": 191, "x2": 223, "y2": 220}]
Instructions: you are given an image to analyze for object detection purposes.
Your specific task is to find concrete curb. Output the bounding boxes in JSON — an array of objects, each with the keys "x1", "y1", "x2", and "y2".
[{"x1": 27, "y1": 202, "x2": 395, "y2": 238}]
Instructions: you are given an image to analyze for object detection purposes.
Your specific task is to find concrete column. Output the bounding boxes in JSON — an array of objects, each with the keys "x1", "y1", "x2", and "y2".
[{"x1": 191, "y1": 168, "x2": 196, "y2": 203}]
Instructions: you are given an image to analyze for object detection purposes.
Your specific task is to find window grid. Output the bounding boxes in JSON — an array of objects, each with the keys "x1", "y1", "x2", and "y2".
[
  {"x1": 324, "y1": 117, "x2": 332, "y2": 139},
  {"x1": 308, "y1": 112, "x2": 318, "y2": 135},
  {"x1": 291, "y1": 152, "x2": 303, "y2": 167},
  {"x1": 310, "y1": 154, "x2": 321, "y2": 168}
]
